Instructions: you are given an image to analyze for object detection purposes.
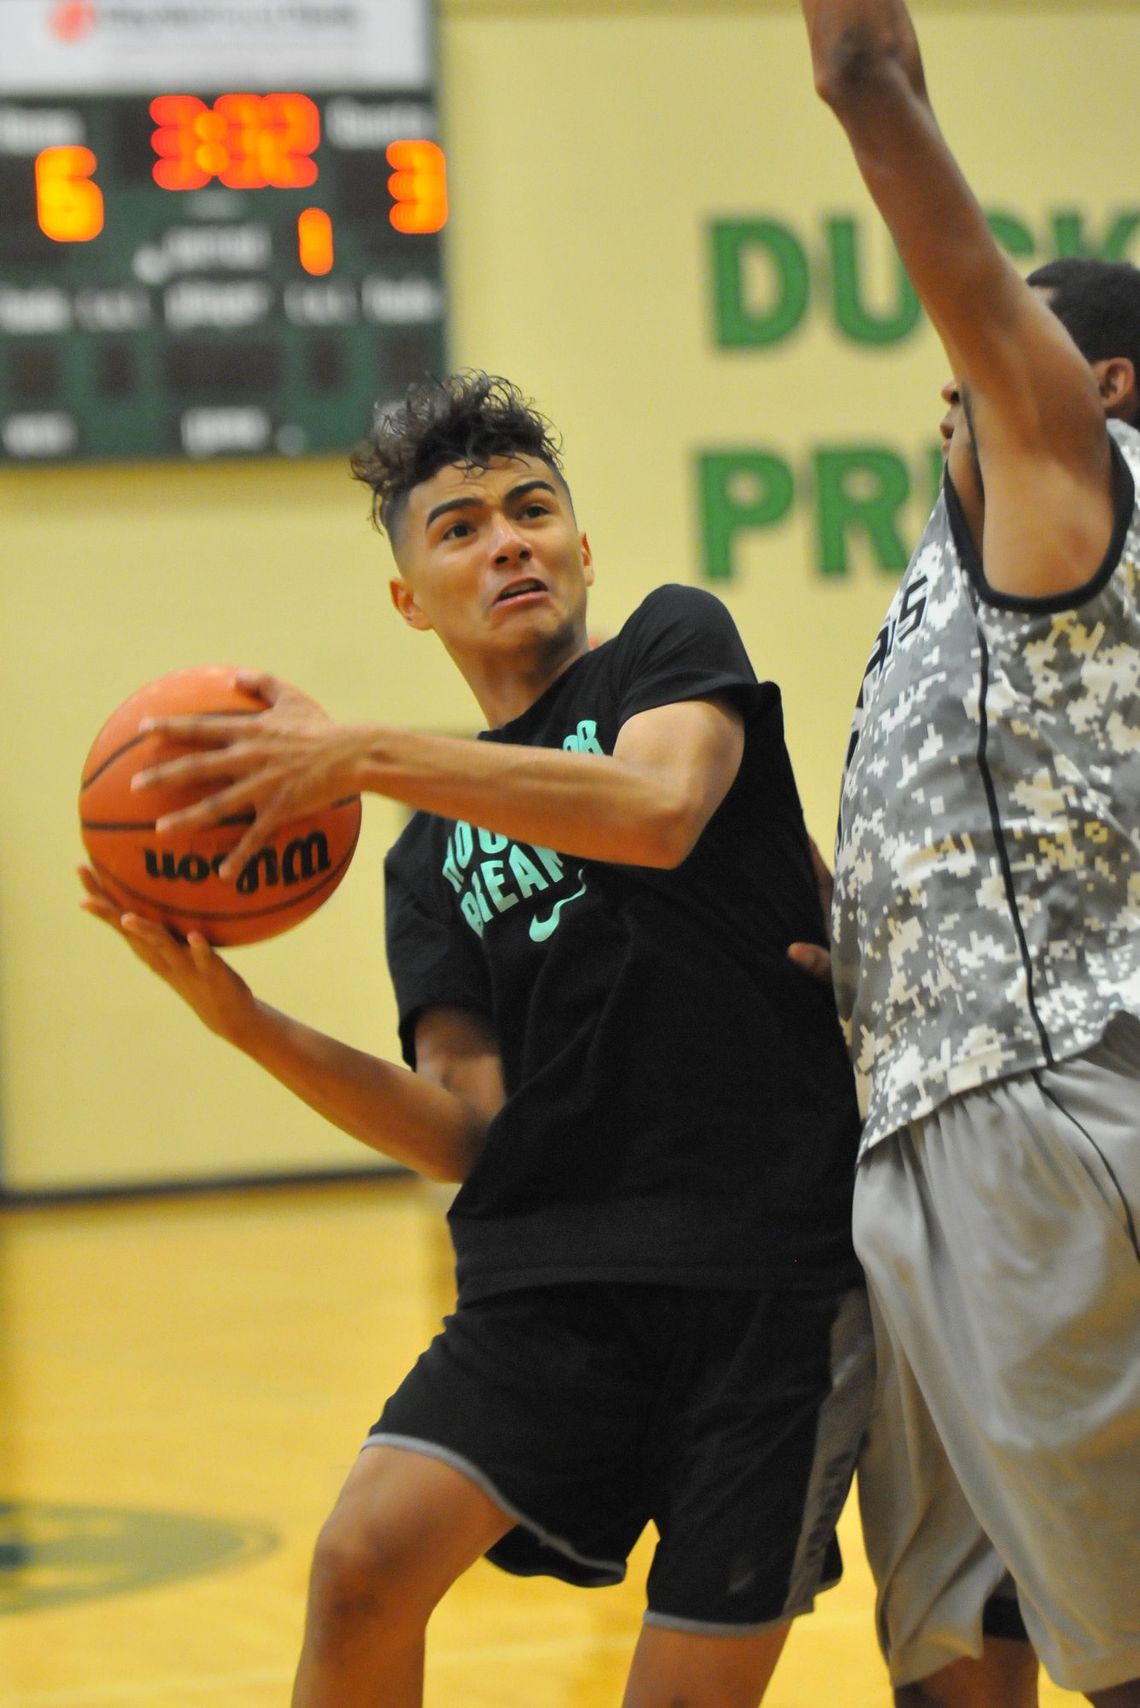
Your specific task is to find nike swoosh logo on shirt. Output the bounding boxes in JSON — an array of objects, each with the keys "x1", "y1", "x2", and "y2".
[{"x1": 528, "y1": 873, "x2": 587, "y2": 942}]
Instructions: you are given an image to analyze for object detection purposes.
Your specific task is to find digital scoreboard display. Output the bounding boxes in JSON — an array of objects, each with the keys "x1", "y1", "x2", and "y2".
[{"x1": 0, "y1": 1, "x2": 446, "y2": 463}]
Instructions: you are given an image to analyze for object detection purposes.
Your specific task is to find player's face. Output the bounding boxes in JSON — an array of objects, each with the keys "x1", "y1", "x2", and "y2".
[
  {"x1": 939, "y1": 375, "x2": 985, "y2": 518},
  {"x1": 938, "y1": 378, "x2": 962, "y2": 461},
  {"x1": 390, "y1": 454, "x2": 594, "y2": 675}
]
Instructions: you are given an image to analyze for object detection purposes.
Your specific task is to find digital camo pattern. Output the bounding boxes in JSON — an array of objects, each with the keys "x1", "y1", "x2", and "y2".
[{"x1": 833, "y1": 419, "x2": 1140, "y2": 1154}]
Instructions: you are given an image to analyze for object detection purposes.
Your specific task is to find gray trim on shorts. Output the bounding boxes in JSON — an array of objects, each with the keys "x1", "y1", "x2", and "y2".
[
  {"x1": 782, "y1": 1287, "x2": 874, "y2": 1614},
  {"x1": 643, "y1": 1572, "x2": 842, "y2": 1639},
  {"x1": 362, "y1": 1431, "x2": 626, "y2": 1584}
]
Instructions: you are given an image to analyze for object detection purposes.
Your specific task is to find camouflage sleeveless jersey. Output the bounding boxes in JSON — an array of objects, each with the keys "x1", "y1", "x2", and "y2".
[{"x1": 833, "y1": 419, "x2": 1140, "y2": 1155}]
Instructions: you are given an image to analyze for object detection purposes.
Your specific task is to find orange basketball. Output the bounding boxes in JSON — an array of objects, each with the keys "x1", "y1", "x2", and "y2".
[{"x1": 79, "y1": 667, "x2": 362, "y2": 947}]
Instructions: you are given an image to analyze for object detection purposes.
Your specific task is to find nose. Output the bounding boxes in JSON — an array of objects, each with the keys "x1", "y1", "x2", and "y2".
[
  {"x1": 940, "y1": 378, "x2": 960, "y2": 408},
  {"x1": 488, "y1": 514, "x2": 530, "y2": 564}
]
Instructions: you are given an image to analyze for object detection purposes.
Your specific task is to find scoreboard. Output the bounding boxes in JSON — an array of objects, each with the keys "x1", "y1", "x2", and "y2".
[{"x1": 0, "y1": 1, "x2": 447, "y2": 463}]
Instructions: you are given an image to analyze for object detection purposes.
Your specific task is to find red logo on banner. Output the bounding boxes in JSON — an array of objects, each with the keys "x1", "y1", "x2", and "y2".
[{"x1": 49, "y1": 2, "x2": 97, "y2": 41}]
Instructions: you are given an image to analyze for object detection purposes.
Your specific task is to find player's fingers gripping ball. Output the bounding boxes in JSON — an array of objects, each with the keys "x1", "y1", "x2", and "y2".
[{"x1": 79, "y1": 667, "x2": 362, "y2": 946}]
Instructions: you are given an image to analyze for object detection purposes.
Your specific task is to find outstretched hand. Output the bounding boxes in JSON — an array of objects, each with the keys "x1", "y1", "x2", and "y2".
[
  {"x1": 787, "y1": 834, "x2": 835, "y2": 986},
  {"x1": 79, "y1": 865, "x2": 256, "y2": 1042},
  {"x1": 130, "y1": 671, "x2": 366, "y2": 879}
]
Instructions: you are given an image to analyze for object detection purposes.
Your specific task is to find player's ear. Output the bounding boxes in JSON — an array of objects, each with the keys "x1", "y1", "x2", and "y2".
[
  {"x1": 390, "y1": 576, "x2": 433, "y2": 632},
  {"x1": 580, "y1": 533, "x2": 594, "y2": 587},
  {"x1": 1094, "y1": 356, "x2": 1138, "y2": 421}
]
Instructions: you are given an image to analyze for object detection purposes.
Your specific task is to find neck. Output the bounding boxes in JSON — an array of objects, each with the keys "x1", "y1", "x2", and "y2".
[{"x1": 462, "y1": 630, "x2": 591, "y2": 728}]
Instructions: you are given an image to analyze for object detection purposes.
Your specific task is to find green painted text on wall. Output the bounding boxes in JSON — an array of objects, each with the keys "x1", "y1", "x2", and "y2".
[
  {"x1": 698, "y1": 443, "x2": 944, "y2": 580},
  {"x1": 712, "y1": 209, "x2": 1140, "y2": 348}
]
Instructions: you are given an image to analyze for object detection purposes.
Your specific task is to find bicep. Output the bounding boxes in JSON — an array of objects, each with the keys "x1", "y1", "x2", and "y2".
[
  {"x1": 613, "y1": 694, "x2": 745, "y2": 847},
  {"x1": 412, "y1": 1005, "x2": 505, "y2": 1128}
]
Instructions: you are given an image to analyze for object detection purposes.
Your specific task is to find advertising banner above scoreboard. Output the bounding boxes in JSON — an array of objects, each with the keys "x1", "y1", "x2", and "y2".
[{"x1": 0, "y1": 1, "x2": 432, "y2": 94}]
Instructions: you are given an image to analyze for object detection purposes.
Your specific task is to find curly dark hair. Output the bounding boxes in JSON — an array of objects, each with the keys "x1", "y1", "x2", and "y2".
[{"x1": 350, "y1": 371, "x2": 568, "y2": 541}]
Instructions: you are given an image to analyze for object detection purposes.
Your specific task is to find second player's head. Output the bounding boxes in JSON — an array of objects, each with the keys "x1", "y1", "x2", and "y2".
[
  {"x1": 1027, "y1": 257, "x2": 1140, "y2": 428},
  {"x1": 940, "y1": 257, "x2": 1140, "y2": 464}
]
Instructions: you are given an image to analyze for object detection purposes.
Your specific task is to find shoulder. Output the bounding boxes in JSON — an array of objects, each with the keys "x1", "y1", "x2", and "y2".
[
  {"x1": 606, "y1": 582, "x2": 773, "y2": 729},
  {"x1": 622, "y1": 583, "x2": 741, "y2": 634},
  {"x1": 953, "y1": 423, "x2": 1140, "y2": 620},
  {"x1": 613, "y1": 584, "x2": 750, "y2": 662}
]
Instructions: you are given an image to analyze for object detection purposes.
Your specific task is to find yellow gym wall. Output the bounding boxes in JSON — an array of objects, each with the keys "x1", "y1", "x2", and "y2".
[{"x1": 2, "y1": 0, "x2": 1137, "y2": 1192}]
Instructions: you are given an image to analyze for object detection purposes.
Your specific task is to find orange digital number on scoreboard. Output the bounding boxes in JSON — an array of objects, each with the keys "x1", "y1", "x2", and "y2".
[
  {"x1": 35, "y1": 145, "x2": 104, "y2": 241},
  {"x1": 386, "y1": 139, "x2": 448, "y2": 234},
  {"x1": 150, "y1": 92, "x2": 320, "y2": 190},
  {"x1": 297, "y1": 207, "x2": 334, "y2": 275}
]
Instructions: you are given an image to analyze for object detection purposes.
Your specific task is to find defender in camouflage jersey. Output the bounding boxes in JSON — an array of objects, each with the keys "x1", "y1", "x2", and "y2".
[
  {"x1": 800, "y1": 2, "x2": 1140, "y2": 1706},
  {"x1": 835, "y1": 408, "x2": 1140, "y2": 1152}
]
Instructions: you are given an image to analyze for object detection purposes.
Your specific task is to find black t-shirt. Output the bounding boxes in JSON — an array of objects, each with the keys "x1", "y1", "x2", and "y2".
[{"x1": 385, "y1": 585, "x2": 862, "y2": 1303}]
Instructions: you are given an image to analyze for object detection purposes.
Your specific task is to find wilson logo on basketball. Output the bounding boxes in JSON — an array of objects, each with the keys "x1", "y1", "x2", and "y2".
[{"x1": 142, "y1": 832, "x2": 332, "y2": 893}]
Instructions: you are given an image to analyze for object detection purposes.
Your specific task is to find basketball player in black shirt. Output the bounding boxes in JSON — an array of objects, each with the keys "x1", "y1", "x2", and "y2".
[{"x1": 82, "y1": 372, "x2": 872, "y2": 1708}]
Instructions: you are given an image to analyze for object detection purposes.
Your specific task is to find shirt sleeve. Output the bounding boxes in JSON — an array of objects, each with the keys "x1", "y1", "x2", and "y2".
[
  {"x1": 613, "y1": 584, "x2": 776, "y2": 727},
  {"x1": 384, "y1": 815, "x2": 492, "y2": 1068}
]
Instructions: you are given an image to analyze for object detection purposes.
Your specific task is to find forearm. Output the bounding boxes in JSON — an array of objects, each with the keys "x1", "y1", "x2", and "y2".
[
  {"x1": 352, "y1": 724, "x2": 702, "y2": 867},
  {"x1": 145, "y1": 684, "x2": 743, "y2": 875},
  {"x1": 227, "y1": 999, "x2": 489, "y2": 1182},
  {"x1": 800, "y1": 0, "x2": 959, "y2": 277},
  {"x1": 800, "y1": 0, "x2": 1014, "y2": 372}
]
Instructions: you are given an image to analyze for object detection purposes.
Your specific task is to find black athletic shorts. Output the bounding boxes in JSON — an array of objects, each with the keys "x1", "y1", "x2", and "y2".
[{"x1": 366, "y1": 1281, "x2": 873, "y2": 1633}]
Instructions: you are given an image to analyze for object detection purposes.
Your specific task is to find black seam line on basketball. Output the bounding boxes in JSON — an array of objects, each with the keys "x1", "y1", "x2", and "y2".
[
  {"x1": 971, "y1": 618, "x2": 1054, "y2": 1066},
  {"x1": 88, "y1": 841, "x2": 358, "y2": 922},
  {"x1": 79, "y1": 709, "x2": 265, "y2": 790},
  {"x1": 81, "y1": 811, "x2": 258, "y2": 832},
  {"x1": 1032, "y1": 1069, "x2": 1140, "y2": 1263},
  {"x1": 82, "y1": 802, "x2": 356, "y2": 832}
]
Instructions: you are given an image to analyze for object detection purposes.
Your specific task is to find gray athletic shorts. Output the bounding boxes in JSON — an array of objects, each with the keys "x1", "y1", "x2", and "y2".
[{"x1": 853, "y1": 1012, "x2": 1140, "y2": 1694}]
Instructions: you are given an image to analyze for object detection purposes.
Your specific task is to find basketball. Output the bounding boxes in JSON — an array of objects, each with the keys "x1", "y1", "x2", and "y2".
[{"x1": 79, "y1": 667, "x2": 362, "y2": 947}]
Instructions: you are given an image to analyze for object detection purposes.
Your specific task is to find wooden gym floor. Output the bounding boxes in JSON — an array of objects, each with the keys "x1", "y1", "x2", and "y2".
[{"x1": 1, "y1": 1176, "x2": 1082, "y2": 1708}]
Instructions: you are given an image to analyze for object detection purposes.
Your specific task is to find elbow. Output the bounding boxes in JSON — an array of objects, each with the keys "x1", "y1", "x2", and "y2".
[
  {"x1": 422, "y1": 1158, "x2": 466, "y2": 1187},
  {"x1": 812, "y1": 25, "x2": 904, "y2": 113},
  {"x1": 419, "y1": 1148, "x2": 473, "y2": 1185},
  {"x1": 431, "y1": 1111, "x2": 489, "y2": 1185},
  {"x1": 636, "y1": 799, "x2": 705, "y2": 870},
  {"x1": 654, "y1": 823, "x2": 701, "y2": 871}
]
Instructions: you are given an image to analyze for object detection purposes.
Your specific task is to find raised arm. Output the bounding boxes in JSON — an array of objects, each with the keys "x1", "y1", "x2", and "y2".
[
  {"x1": 131, "y1": 683, "x2": 746, "y2": 880},
  {"x1": 800, "y1": 0, "x2": 1116, "y2": 598},
  {"x1": 79, "y1": 867, "x2": 500, "y2": 1182}
]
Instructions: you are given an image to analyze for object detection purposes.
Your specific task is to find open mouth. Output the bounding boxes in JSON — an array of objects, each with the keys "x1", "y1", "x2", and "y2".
[{"x1": 494, "y1": 578, "x2": 547, "y2": 605}]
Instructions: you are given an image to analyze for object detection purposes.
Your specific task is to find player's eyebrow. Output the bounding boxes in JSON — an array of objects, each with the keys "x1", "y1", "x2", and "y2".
[
  {"x1": 505, "y1": 478, "x2": 558, "y2": 504},
  {"x1": 423, "y1": 479, "x2": 558, "y2": 532}
]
